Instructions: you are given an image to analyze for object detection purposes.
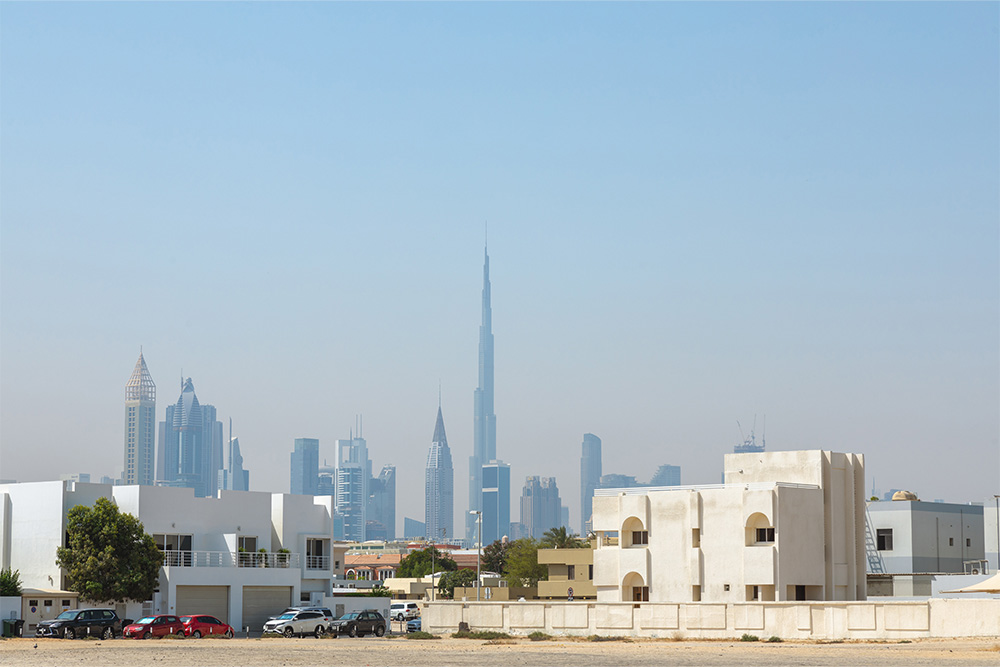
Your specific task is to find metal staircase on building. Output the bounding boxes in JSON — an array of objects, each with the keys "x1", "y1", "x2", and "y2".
[{"x1": 864, "y1": 504, "x2": 886, "y2": 574}]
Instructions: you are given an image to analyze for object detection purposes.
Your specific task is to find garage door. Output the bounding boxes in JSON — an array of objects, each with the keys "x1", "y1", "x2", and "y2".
[
  {"x1": 175, "y1": 585, "x2": 229, "y2": 624},
  {"x1": 241, "y1": 586, "x2": 292, "y2": 633}
]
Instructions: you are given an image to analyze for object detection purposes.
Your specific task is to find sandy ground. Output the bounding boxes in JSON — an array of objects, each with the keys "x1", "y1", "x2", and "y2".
[{"x1": 1, "y1": 635, "x2": 1000, "y2": 666}]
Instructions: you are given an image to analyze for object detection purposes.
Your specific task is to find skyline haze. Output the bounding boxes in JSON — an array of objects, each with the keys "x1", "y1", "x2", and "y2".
[{"x1": 1, "y1": 3, "x2": 997, "y2": 531}]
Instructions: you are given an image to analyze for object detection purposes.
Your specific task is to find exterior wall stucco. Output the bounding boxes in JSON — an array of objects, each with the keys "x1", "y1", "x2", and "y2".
[{"x1": 423, "y1": 599, "x2": 1000, "y2": 640}]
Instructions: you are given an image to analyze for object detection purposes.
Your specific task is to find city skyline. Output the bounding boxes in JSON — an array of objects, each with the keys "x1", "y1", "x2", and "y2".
[{"x1": 1, "y1": 3, "x2": 997, "y2": 527}]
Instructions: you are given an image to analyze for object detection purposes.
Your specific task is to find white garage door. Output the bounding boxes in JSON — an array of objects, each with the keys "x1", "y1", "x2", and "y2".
[
  {"x1": 241, "y1": 586, "x2": 292, "y2": 633},
  {"x1": 175, "y1": 585, "x2": 229, "y2": 624}
]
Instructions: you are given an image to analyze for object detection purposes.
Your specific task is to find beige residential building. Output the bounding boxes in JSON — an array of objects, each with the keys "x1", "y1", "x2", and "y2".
[
  {"x1": 592, "y1": 450, "x2": 865, "y2": 603},
  {"x1": 538, "y1": 546, "x2": 595, "y2": 600}
]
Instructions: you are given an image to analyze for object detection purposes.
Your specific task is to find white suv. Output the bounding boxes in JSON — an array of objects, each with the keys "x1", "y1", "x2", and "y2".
[
  {"x1": 390, "y1": 602, "x2": 420, "y2": 621},
  {"x1": 263, "y1": 610, "x2": 329, "y2": 637}
]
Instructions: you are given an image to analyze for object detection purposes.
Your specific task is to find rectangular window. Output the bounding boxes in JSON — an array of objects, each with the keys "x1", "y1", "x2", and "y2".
[
  {"x1": 949, "y1": 537, "x2": 954, "y2": 546},
  {"x1": 691, "y1": 528, "x2": 700, "y2": 548},
  {"x1": 567, "y1": 565, "x2": 575, "y2": 580},
  {"x1": 28, "y1": 600, "x2": 38, "y2": 607},
  {"x1": 755, "y1": 527, "x2": 775, "y2": 543},
  {"x1": 876, "y1": 529, "x2": 893, "y2": 551},
  {"x1": 632, "y1": 586, "x2": 649, "y2": 602},
  {"x1": 632, "y1": 531, "x2": 648, "y2": 545},
  {"x1": 724, "y1": 584, "x2": 730, "y2": 592},
  {"x1": 62, "y1": 600, "x2": 70, "y2": 606},
  {"x1": 588, "y1": 564, "x2": 593, "y2": 580},
  {"x1": 44, "y1": 600, "x2": 52, "y2": 607}
]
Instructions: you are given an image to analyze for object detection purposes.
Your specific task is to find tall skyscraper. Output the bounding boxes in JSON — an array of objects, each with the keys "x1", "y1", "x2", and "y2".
[
  {"x1": 367, "y1": 464, "x2": 396, "y2": 540},
  {"x1": 124, "y1": 353, "x2": 156, "y2": 486},
  {"x1": 425, "y1": 405, "x2": 454, "y2": 543},
  {"x1": 481, "y1": 459, "x2": 510, "y2": 545},
  {"x1": 649, "y1": 464, "x2": 681, "y2": 487},
  {"x1": 336, "y1": 435, "x2": 369, "y2": 543},
  {"x1": 290, "y1": 438, "x2": 319, "y2": 495},
  {"x1": 219, "y1": 421, "x2": 250, "y2": 492},
  {"x1": 468, "y1": 245, "x2": 497, "y2": 540},
  {"x1": 520, "y1": 476, "x2": 562, "y2": 539},
  {"x1": 157, "y1": 378, "x2": 223, "y2": 498},
  {"x1": 580, "y1": 433, "x2": 602, "y2": 535}
]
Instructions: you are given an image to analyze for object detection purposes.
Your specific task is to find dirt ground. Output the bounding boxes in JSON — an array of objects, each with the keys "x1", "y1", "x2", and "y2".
[{"x1": 2, "y1": 635, "x2": 999, "y2": 666}]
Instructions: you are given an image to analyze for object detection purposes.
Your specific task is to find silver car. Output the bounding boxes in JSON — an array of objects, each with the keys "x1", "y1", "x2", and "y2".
[{"x1": 262, "y1": 610, "x2": 328, "y2": 638}]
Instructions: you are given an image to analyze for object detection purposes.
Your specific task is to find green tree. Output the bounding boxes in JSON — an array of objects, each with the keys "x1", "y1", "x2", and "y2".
[
  {"x1": 0, "y1": 568, "x2": 23, "y2": 596},
  {"x1": 55, "y1": 497, "x2": 163, "y2": 603},
  {"x1": 482, "y1": 539, "x2": 510, "y2": 574},
  {"x1": 540, "y1": 526, "x2": 586, "y2": 549},
  {"x1": 437, "y1": 568, "x2": 477, "y2": 598},
  {"x1": 397, "y1": 547, "x2": 457, "y2": 578},
  {"x1": 503, "y1": 538, "x2": 547, "y2": 588}
]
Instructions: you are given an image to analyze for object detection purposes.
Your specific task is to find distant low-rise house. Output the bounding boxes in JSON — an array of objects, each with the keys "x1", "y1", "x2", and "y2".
[
  {"x1": 867, "y1": 498, "x2": 985, "y2": 575},
  {"x1": 538, "y1": 546, "x2": 595, "y2": 600}
]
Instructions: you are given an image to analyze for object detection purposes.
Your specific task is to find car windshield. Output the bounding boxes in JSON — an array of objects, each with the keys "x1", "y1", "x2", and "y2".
[
  {"x1": 180, "y1": 617, "x2": 193, "y2": 623},
  {"x1": 135, "y1": 617, "x2": 156, "y2": 625},
  {"x1": 55, "y1": 611, "x2": 78, "y2": 620},
  {"x1": 339, "y1": 613, "x2": 360, "y2": 620},
  {"x1": 276, "y1": 613, "x2": 295, "y2": 620}
]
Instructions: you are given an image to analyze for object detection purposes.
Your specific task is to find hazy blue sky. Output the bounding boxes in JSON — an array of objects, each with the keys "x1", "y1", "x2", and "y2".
[{"x1": 2, "y1": 2, "x2": 997, "y2": 534}]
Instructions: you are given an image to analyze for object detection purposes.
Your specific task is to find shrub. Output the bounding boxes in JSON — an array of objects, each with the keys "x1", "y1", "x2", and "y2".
[
  {"x1": 406, "y1": 631, "x2": 439, "y2": 640},
  {"x1": 587, "y1": 634, "x2": 626, "y2": 642},
  {"x1": 767, "y1": 636, "x2": 783, "y2": 643},
  {"x1": 740, "y1": 633, "x2": 759, "y2": 642},
  {"x1": 527, "y1": 631, "x2": 552, "y2": 641},
  {"x1": 0, "y1": 568, "x2": 22, "y2": 596}
]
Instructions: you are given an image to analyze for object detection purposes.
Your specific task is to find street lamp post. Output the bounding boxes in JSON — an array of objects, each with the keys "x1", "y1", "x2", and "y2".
[
  {"x1": 994, "y1": 495, "x2": 999, "y2": 573},
  {"x1": 469, "y1": 510, "x2": 482, "y2": 602}
]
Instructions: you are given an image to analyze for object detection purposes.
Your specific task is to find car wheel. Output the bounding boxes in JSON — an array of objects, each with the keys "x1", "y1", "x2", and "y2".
[
  {"x1": 395, "y1": 614, "x2": 403, "y2": 621},
  {"x1": 64, "y1": 628, "x2": 75, "y2": 640},
  {"x1": 102, "y1": 627, "x2": 114, "y2": 640},
  {"x1": 375, "y1": 625, "x2": 385, "y2": 637},
  {"x1": 224, "y1": 629, "x2": 233, "y2": 639},
  {"x1": 348, "y1": 625, "x2": 357, "y2": 638},
  {"x1": 143, "y1": 631, "x2": 151, "y2": 640},
  {"x1": 314, "y1": 625, "x2": 325, "y2": 638},
  {"x1": 283, "y1": 626, "x2": 294, "y2": 638},
  {"x1": 192, "y1": 630, "x2": 202, "y2": 638}
]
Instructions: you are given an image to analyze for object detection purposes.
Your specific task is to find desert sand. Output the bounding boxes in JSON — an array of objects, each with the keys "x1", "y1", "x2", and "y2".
[{"x1": 2, "y1": 635, "x2": 1000, "y2": 666}]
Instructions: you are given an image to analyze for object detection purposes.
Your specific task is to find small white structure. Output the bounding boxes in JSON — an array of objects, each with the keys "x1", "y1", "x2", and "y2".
[
  {"x1": 0, "y1": 480, "x2": 348, "y2": 633},
  {"x1": 592, "y1": 450, "x2": 866, "y2": 603},
  {"x1": 867, "y1": 498, "x2": 985, "y2": 575}
]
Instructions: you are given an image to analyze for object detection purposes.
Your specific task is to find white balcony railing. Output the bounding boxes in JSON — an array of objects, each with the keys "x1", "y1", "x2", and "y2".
[
  {"x1": 161, "y1": 550, "x2": 300, "y2": 569},
  {"x1": 305, "y1": 555, "x2": 330, "y2": 570}
]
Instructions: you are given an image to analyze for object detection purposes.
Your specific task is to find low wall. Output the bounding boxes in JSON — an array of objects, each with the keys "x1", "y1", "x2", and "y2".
[{"x1": 423, "y1": 599, "x2": 1000, "y2": 640}]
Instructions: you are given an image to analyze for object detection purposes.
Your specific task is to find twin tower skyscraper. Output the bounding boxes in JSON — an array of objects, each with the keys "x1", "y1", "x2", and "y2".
[{"x1": 424, "y1": 245, "x2": 501, "y2": 545}]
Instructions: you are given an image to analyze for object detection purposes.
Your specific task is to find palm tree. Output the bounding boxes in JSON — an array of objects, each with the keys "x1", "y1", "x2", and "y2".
[{"x1": 540, "y1": 526, "x2": 585, "y2": 549}]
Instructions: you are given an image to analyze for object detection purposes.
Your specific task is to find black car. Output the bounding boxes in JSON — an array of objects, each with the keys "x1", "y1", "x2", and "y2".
[
  {"x1": 328, "y1": 610, "x2": 386, "y2": 638},
  {"x1": 36, "y1": 608, "x2": 122, "y2": 639}
]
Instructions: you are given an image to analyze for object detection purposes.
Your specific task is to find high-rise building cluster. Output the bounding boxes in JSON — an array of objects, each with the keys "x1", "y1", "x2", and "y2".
[
  {"x1": 112, "y1": 245, "x2": 690, "y2": 550},
  {"x1": 288, "y1": 427, "x2": 396, "y2": 541}
]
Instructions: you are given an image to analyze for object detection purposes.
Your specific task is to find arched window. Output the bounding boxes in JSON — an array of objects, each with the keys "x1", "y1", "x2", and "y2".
[
  {"x1": 745, "y1": 512, "x2": 774, "y2": 546},
  {"x1": 621, "y1": 516, "x2": 648, "y2": 548},
  {"x1": 622, "y1": 571, "x2": 649, "y2": 603}
]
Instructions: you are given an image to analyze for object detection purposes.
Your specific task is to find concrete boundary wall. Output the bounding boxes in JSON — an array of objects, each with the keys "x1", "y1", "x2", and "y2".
[{"x1": 423, "y1": 599, "x2": 1000, "y2": 640}]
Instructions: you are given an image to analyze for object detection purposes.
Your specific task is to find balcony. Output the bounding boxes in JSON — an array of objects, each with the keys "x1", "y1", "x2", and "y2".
[
  {"x1": 161, "y1": 550, "x2": 301, "y2": 569},
  {"x1": 305, "y1": 555, "x2": 330, "y2": 570}
]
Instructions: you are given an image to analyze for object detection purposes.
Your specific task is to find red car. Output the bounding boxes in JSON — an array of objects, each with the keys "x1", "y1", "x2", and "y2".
[
  {"x1": 181, "y1": 615, "x2": 234, "y2": 638},
  {"x1": 123, "y1": 615, "x2": 184, "y2": 639}
]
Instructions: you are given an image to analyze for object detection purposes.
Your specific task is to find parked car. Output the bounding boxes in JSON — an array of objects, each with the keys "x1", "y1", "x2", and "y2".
[
  {"x1": 390, "y1": 602, "x2": 420, "y2": 621},
  {"x1": 123, "y1": 615, "x2": 185, "y2": 639},
  {"x1": 406, "y1": 617, "x2": 421, "y2": 633},
  {"x1": 36, "y1": 608, "x2": 121, "y2": 639},
  {"x1": 271, "y1": 606, "x2": 334, "y2": 625},
  {"x1": 328, "y1": 610, "x2": 386, "y2": 638},
  {"x1": 262, "y1": 610, "x2": 329, "y2": 638},
  {"x1": 180, "y1": 615, "x2": 234, "y2": 638}
]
